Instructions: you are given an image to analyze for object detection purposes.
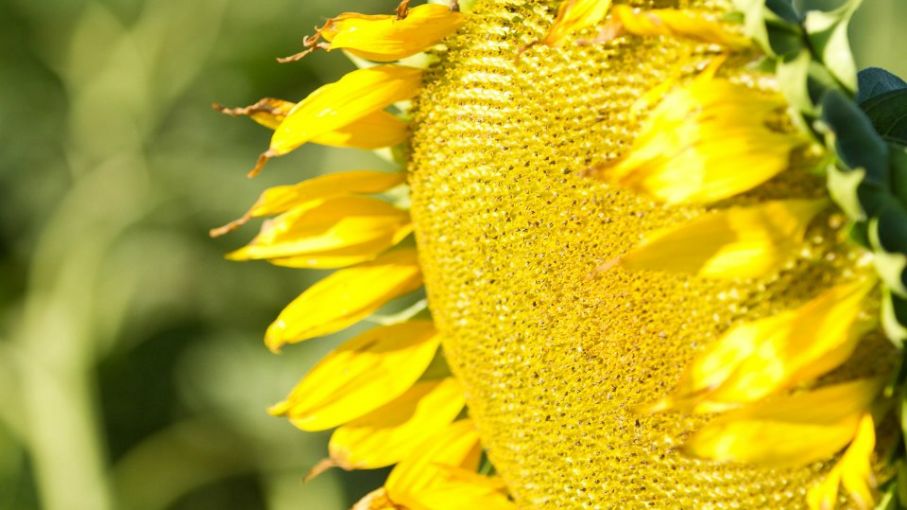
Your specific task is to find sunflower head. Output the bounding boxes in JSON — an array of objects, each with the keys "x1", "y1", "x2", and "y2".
[{"x1": 216, "y1": 0, "x2": 907, "y2": 508}]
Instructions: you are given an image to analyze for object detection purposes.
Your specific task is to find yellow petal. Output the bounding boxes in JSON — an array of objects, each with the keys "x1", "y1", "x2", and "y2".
[
  {"x1": 264, "y1": 248, "x2": 423, "y2": 351},
  {"x1": 621, "y1": 199, "x2": 827, "y2": 279},
  {"x1": 542, "y1": 0, "x2": 612, "y2": 47},
  {"x1": 839, "y1": 415, "x2": 877, "y2": 509},
  {"x1": 352, "y1": 488, "x2": 401, "y2": 510},
  {"x1": 326, "y1": 377, "x2": 466, "y2": 470},
  {"x1": 269, "y1": 66, "x2": 422, "y2": 157},
  {"x1": 386, "y1": 419, "x2": 483, "y2": 509},
  {"x1": 268, "y1": 321, "x2": 440, "y2": 431},
  {"x1": 312, "y1": 5, "x2": 465, "y2": 63},
  {"x1": 226, "y1": 196, "x2": 411, "y2": 266},
  {"x1": 269, "y1": 228, "x2": 414, "y2": 270},
  {"x1": 651, "y1": 279, "x2": 875, "y2": 412},
  {"x1": 413, "y1": 479, "x2": 515, "y2": 510},
  {"x1": 596, "y1": 77, "x2": 805, "y2": 204},
  {"x1": 215, "y1": 99, "x2": 407, "y2": 149},
  {"x1": 311, "y1": 110, "x2": 408, "y2": 149},
  {"x1": 210, "y1": 170, "x2": 405, "y2": 237},
  {"x1": 686, "y1": 379, "x2": 881, "y2": 467},
  {"x1": 603, "y1": 5, "x2": 750, "y2": 49}
]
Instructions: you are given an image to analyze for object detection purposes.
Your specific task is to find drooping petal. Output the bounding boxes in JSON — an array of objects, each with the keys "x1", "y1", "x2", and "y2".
[
  {"x1": 385, "y1": 420, "x2": 483, "y2": 509},
  {"x1": 621, "y1": 200, "x2": 828, "y2": 279},
  {"x1": 595, "y1": 77, "x2": 807, "y2": 204},
  {"x1": 226, "y1": 196, "x2": 411, "y2": 266},
  {"x1": 215, "y1": 99, "x2": 408, "y2": 149},
  {"x1": 210, "y1": 170, "x2": 405, "y2": 236},
  {"x1": 600, "y1": 5, "x2": 750, "y2": 49},
  {"x1": 325, "y1": 377, "x2": 466, "y2": 470},
  {"x1": 282, "y1": 5, "x2": 465, "y2": 63},
  {"x1": 252, "y1": 66, "x2": 422, "y2": 175},
  {"x1": 807, "y1": 414, "x2": 877, "y2": 510},
  {"x1": 649, "y1": 279, "x2": 875, "y2": 412},
  {"x1": 542, "y1": 0, "x2": 612, "y2": 47},
  {"x1": 268, "y1": 321, "x2": 440, "y2": 431},
  {"x1": 264, "y1": 248, "x2": 423, "y2": 351},
  {"x1": 685, "y1": 379, "x2": 882, "y2": 467}
]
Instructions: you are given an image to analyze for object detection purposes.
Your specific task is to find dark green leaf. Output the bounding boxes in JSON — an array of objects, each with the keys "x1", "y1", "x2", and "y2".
[
  {"x1": 766, "y1": 22, "x2": 803, "y2": 60},
  {"x1": 858, "y1": 67, "x2": 907, "y2": 103},
  {"x1": 884, "y1": 289, "x2": 907, "y2": 346},
  {"x1": 892, "y1": 144, "x2": 907, "y2": 205},
  {"x1": 767, "y1": 0, "x2": 801, "y2": 23},
  {"x1": 861, "y1": 90, "x2": 907, "y2": 145},
  {"x1": 821, "y1": 90, "x2": 890, "y2": 184}
]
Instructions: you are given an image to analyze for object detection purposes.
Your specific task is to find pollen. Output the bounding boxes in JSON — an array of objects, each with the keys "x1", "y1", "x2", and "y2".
[{"x1": 407, "y1": 0, "x2": 890, "y2": 508}]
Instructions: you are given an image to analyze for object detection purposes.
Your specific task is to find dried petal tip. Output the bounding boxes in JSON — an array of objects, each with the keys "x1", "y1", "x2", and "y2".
[
  {"x1": 280, "y1": 4, "x2": 464, "y2": 63},
  {"x1": 212, "y1": 98, "x2": 294, "y2": 130},
  {"x1": 304, "y1": 458, "x2": 338, "y2": 482}
]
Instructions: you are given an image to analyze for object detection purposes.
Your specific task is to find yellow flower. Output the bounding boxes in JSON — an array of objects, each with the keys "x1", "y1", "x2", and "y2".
[{"x1": 216, "y1": 0, "x2": 901, "y2": 508}]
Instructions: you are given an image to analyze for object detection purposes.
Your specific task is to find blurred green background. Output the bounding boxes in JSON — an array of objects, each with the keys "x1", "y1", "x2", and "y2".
[{"x1": 0, "y1": 1, "x2": 903, "y2": 509}]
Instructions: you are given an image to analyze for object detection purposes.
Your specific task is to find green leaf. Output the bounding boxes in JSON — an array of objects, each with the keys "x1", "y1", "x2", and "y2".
[
  {"x1": 869, "y1": 201, "x2": 907, "y2": 297},
  {"x1": 827, "y1": 164, "x2": 867, "y2": 219},
  {"x1": 821, "y1": 90, "x2": 891, "y2": 185},
  {"x1": 861, "y1": 90, "x2": 907, "y2": 145},
  {"x1": 733, "y1": 0, "x2": 802, "y2": 57},
  {"x1": 892, "y1": 144, "x2": 907, "y2": 205},
  {"x1": 802, "y1": 0, "x2": 862, "y2": 92},
  {"x1": 777, "y1": 50, "x2": 813, "y2": 113},
  {"x1": 766, "y1": 22, "x2": 803, "y2": 60},
  {"x1": 767, "y1": 0, "x2": 801, "y2": 22},
  {"x1": 858, "y1": 67, "x2": 907, "y2": 104},
  {"x1": 883, "y1": 289, "x2": 907, "y2": 347}
]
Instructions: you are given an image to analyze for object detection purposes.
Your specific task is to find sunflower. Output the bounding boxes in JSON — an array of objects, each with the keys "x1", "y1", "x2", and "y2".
[{"x1": 213, "y1": 0, "x2": 907, "y2": 508}]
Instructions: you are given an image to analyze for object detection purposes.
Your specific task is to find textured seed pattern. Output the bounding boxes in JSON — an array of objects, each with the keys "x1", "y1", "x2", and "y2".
[{"x1": 407, "y1": 0, "x2": 887, "y2": 508}]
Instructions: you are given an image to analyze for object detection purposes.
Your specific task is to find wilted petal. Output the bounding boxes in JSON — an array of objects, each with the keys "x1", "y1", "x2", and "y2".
[{"x1": 269, "y1": 321, "x2": 440, "y2": 431}]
